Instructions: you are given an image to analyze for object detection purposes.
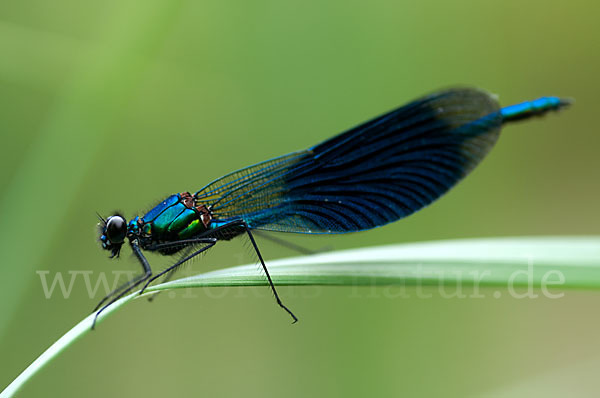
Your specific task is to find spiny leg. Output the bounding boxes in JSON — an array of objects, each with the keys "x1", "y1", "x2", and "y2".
[
  {"x1": 140, "y1": 218, "x2": 254, "y2": 294},
  {"x1": 149, "y1": 220, "x2": 298, "y2": 322},
  {"x1": 92, "y1": 238, "x2": 216, "y2": 329},
  {"x1": 92, "y1": 241, "x2": 152, "y2": 313},
  {"x1": 93, "y1": 270, "x2": 149, "y2": 312},
  {"x1": 144, "y1": 241, "x2": 205, "y2": 302},
  {"x1": 139, "y1": 238, "x2": 217, "y2": 294}
]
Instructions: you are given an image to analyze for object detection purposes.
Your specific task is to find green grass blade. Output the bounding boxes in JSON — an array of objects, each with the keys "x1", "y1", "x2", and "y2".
[
  {"x1": 3, "y1": 236, "x2": 600, "y2": 397},
  {"x1": 153, "y1": 236, "x2": 600, "y2": 290}
]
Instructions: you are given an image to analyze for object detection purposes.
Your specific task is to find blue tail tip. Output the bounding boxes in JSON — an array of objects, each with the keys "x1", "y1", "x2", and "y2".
[
  {"x1": 557, "y1": 96, "x2": 574, "y2": 108},
  {"x1": 543, "y1": 96, "x2": 573, "y2": 109},
  {"x1": 501, "y1": 95, "x2": 573, "y2": 121},
  {"x1": 531, "y1": 96, "x2": 573, "y2": 110}
]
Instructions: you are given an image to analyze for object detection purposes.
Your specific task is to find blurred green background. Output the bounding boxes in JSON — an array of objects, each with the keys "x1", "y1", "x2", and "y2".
[{"x1": 0, "y1": 0, "x2": 598, "y2": 396}]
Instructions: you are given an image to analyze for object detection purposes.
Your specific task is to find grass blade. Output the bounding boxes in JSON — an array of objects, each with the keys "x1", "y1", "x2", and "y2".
[
  {"x1": 3, "y1": 236, "x2": 600, "y2": 397},
  {"x1": 154, "y1": 236, "x2": 600, "y2": 290}
]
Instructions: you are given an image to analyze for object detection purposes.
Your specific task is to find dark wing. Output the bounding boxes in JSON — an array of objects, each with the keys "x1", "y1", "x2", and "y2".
[{"x1": 195, "y1": 88, "x2": 502, "y2": 233}]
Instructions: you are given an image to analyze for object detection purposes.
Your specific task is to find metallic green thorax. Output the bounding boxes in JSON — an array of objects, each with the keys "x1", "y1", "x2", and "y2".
[{"x1": 127, "y1": 192, "x2": 212, "y2": 251}]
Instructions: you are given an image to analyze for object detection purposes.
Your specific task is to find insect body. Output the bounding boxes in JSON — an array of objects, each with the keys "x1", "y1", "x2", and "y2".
[
  {"x1": 97, "y1": 88, "x2": 570, "y2": 328},
  {"x1": 128, "y1": 192, "x2": 213, "y2": 254}
]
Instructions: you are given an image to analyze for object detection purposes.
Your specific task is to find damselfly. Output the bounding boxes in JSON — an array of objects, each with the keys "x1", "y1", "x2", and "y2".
[{"x1": 97, "y1": 88, "x2": 570, "y2": 327}]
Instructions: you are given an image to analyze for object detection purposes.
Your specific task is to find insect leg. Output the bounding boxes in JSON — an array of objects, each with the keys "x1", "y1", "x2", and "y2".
[
  {"x1": 142, "y1": 240, "x2": 214, "y2": 302},
  {"x1": 145, "y1": 268, "x2": 178, "y2": 302},
  {"x1": 91, "y1": 241, "x2": 152, "y2": 329},
  {"x1": 138, "y1": 238, "x2": 217, "y2": 294},
  {"x1": 242, "y1": 223, "x2": 298, "y2": 323}
]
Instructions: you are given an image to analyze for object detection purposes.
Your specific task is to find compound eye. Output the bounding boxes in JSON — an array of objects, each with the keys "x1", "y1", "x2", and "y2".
[{"x1": 106, "y1": 216, "x2": 127, "y2": 243}]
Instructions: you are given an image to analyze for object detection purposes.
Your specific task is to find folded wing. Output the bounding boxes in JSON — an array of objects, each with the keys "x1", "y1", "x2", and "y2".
[{"x1": 195, "y1": 88, "x2": 502, "y2": 233}]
